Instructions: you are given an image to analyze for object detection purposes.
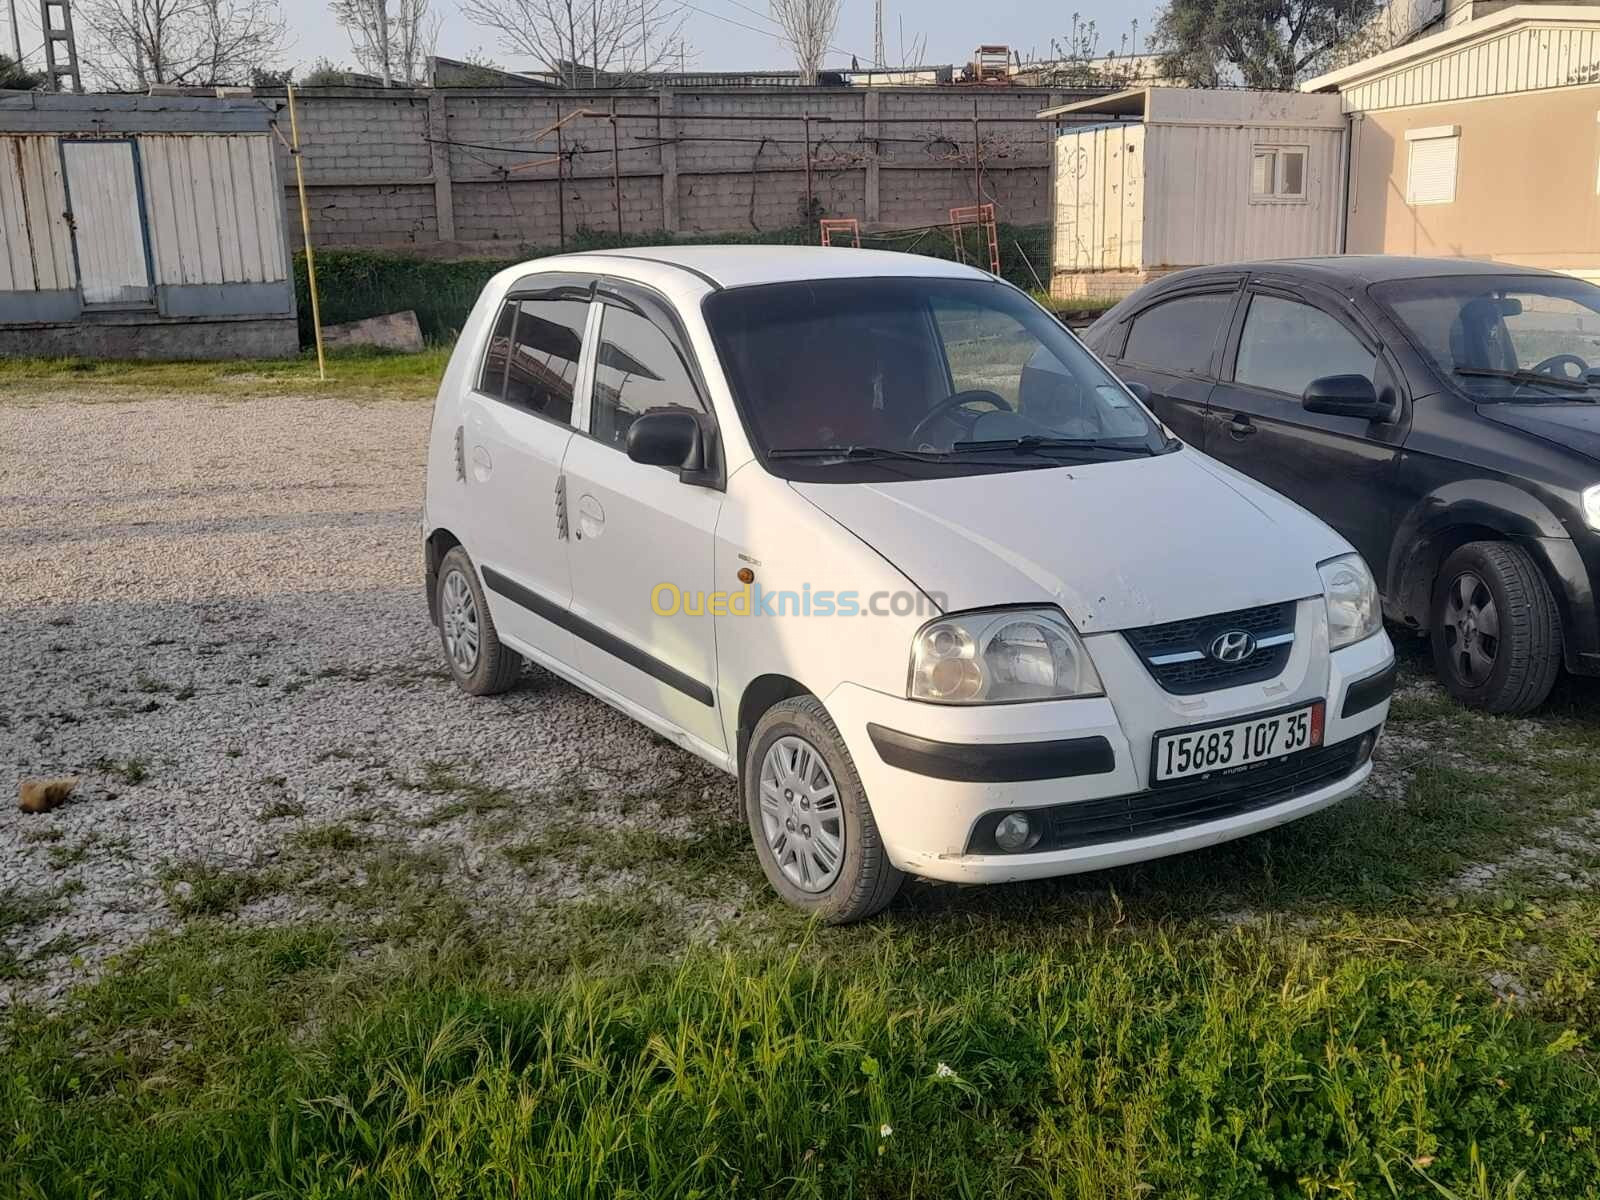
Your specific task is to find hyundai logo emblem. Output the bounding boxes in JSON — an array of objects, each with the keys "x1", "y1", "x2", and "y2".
[{"x1": 1209, "y1": 630, "x2": 1257, "y2": 663}]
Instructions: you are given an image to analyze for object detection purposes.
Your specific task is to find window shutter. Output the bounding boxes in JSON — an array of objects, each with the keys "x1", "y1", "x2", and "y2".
[{"x1": 1407, "y1": 135, "x2": 1458, "y2": 205}]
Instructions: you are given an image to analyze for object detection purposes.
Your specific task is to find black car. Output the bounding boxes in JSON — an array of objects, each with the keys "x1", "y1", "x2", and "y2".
[{"x1": 1084, "y1": 256, "x2": 1600, "y2": 714}]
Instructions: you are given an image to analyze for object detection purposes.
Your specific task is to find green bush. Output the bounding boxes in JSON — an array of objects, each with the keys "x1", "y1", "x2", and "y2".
[{"x1": 292, "y1": 222, "x2": 1054, "y2": 346}]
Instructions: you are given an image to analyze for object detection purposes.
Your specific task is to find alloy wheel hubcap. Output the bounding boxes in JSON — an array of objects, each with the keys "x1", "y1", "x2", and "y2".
[
  {"x1": 441, "y1": 569, "x2": 480, "y2": 673},
  {"x1": 1442, "y1": 570, "x2": 1499, "y2": 686},
  {"x1": 758, "y1": 736, "x2": 844, "y2": 892}
]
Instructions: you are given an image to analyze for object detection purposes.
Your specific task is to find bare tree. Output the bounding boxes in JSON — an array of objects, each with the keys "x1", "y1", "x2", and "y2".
[
  {"x1": 770, "y1": 0, "x2": 842, "y2": 85},
  {"x1": 331, "y1": 0, "x2": 438, "y2": 86},
  {"x1": 73, "y1": 0, "x2": 289, "y2": 88},
  {"x1": 458, "y1": 0, "x2": 688, "y2": 88},
  {"x1": 895, "y1": 14, "x2": 926, "y2": 70}
]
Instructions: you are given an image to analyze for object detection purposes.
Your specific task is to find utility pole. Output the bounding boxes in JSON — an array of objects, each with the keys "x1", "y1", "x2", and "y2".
[
  {"x1": 39, "y1": 0, "x2": 82, "y2": 92},
  {"x1": 377, "y1": 1, "x2": 392, "y2": 86},
  {"x1": 873, "y1": 0, "x2": 884, "y2": 67},
  {"x1": 9, "y1": 0, "x2": 22, "y2": 66}
]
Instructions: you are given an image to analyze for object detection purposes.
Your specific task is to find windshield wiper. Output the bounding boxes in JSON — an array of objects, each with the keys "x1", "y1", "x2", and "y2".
[
  {"x1": 1453, "y1": 366, "x2": 1592, "y2": 393},
  {"x1": 767, "y1": 444, "x2": 951, "y2": 463},
  {"x1": 951, "y1": 435, "x2": 1155, "y2": 457}
]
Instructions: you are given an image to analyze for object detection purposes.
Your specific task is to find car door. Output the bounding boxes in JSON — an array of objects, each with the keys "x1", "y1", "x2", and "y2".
[
  {"x1": 1204, "y1": 279, "x2": 1410, "y2": 574},
  {"x1": 460, "y1": 276, "x2": 595, "y2": 669},
  {"x1": 559, "y1": 280, "x2": 727, "y2": 755},
  {"x1": 1095, "y1": 281, "x2": 1241, "y2": 446}
]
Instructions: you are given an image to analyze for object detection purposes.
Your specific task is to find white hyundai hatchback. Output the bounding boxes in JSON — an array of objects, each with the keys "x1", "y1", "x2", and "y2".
[{"x1": 423, "y1": 247, "x2": 1395, "y2": 922}]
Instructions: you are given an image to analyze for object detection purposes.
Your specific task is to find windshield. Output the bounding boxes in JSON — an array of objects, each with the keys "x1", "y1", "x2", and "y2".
[
  {"x1": 702, "y1": 277, "x2": 1167, "y2": 479},
  {"x1": 1374, "y1": 274, "x2": 1600, "y2": 401}
]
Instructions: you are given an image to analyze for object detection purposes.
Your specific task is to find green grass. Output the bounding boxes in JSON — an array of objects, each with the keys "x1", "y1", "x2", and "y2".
[
  {"x1": 5, "y1": 669, "x2": 1600, "y2": 1195},
  {"x1": 160, "y1": 859, "x2": 273, "y2": 919},
  {"x1": 2, "y1": 906, "x2": 1597, "y2": 1198},
  {"x1": 0, "y1": 344, "x2": 451, "y2": 402}
]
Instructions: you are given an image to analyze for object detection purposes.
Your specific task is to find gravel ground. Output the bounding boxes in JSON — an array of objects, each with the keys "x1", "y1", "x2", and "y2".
[
  {"x1": 1, "y1": 391, "x2": 737, "y2": 1003},
  {"x1": 6, "y1": 390, "x2": 1592, "y2": 1006}
]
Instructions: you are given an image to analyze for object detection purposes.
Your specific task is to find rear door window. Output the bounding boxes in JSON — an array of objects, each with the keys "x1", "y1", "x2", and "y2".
[
  {"x1": 1234, "y1": 294, "x2": 1375, "y2": 397},
  {"x1": 1120, "y1": 292, "x2": 1235, "y2": 375},
  {"x1": 477, "y1": 296, "x2": 589, "y2": 427}
]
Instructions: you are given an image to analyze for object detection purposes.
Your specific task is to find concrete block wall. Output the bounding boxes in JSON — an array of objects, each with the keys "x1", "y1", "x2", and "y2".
[{"x1": 269, "y1": 85, "x2": 1086, "y2": 252}]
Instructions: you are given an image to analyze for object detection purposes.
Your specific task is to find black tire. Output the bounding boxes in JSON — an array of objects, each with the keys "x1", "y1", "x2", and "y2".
[
  {"x1": 743, "y1": 696, "x2": 904, "y2": 924},
  {"x1": 1429, "y1": 541, "x2": 1561, "y2": 714},
  {"x1": 435, "y1": 546, "x2": 523, "y2": 696}
]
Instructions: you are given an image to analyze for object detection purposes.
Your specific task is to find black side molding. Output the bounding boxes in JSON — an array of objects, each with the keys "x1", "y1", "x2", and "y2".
[
  {"x1": 1340, "y1": 661, "x2": 1397, "y2": 719},
  {"x1": 480, "y1": 565, "x2": 715, "y2": 707},
  {"x1": 867, "y1": 724, "x2": 1115, "y2": 783}
]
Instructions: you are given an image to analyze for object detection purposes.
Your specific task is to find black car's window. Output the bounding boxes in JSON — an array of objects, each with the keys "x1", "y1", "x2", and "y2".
[
  {"x1": 703, "y1": 277, "x2": 1165, "y2": 481},
  {"x1": 591, "y1": 304, "x2": 706, "y2": 450},
  {"x1": 1234, "y1": 294, "x2": 1375, "y2": 397},
  {"x1": 1121, "y1": 292, "x2": 1234, "y2": 375},
  {"x1": 1375, "y1": 273, "x2": 1600, "y2": 399},
  {"x1": 479, "y1": 297, "x2": 587, "y2": 425}
]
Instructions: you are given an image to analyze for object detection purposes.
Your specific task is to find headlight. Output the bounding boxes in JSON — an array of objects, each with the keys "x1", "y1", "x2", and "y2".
[
  {"x1": 1582, "y1": 484, "x2": 1600, "y2": 531},
  {"x1": 908, "y1": 607, "x2": 1103, "y2": 703},
  {"x1": 1319, "y1": 553, "x2": 1381, "y2": 650}
]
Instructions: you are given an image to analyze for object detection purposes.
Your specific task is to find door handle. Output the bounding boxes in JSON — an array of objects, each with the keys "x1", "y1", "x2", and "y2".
[{"x1": 1226, "y1": 416, "x2": 1257, "y2": 440}]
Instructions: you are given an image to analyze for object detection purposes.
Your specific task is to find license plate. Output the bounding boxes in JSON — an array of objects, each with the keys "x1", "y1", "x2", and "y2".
[{"x1": 1152, "y1": 701, "x2": 1325, "y2": 784}]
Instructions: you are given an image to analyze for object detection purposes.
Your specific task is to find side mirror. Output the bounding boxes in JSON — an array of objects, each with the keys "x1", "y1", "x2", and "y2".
[
  {"x1": 1124, "y1": 380, "x2": 1152, "y2": 405},
  {"x1": 625, "y1": 409, "x2": 706, "y2": 475},
  {"x1": 1302, "y1": 374, "x2": 1391, "y2": 422}
]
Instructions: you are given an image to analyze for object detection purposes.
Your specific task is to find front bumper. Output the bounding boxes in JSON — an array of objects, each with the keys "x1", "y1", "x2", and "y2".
[{"x1": 824, "y1": 601, "x2": 1393, "y2": 884}]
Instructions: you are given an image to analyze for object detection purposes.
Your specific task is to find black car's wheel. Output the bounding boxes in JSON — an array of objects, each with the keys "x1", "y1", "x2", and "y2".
[{"x1": 1430, "y1": 541, "x2": 1561, "y2": 714}]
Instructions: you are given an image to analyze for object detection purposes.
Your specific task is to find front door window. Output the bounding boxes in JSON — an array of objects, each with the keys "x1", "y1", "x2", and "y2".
[{"x1": 1234, "y1": 295, "x2": 1376, "y2": 397}]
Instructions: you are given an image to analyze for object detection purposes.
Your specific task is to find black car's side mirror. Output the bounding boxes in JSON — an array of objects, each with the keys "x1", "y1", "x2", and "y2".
[
  {"x1": 625, "y1": 409, "x2": 708, "y2": 478},
  {"x1": 1302, "y1": 374, "x2": 1392, "y2": 422},
  {"x1": 1125, "y1": 380, "x2": 1152, "y2": 405}
]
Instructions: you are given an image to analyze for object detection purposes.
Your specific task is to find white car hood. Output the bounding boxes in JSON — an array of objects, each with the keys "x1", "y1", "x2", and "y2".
[{"x1": 792, "y1": 450, "x2": 1348, "y2": 633}]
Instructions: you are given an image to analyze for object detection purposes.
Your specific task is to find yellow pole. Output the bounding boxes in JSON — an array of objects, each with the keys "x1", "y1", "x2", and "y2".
[{"x1": 286, "y1": 84, "x2": 327, "y2": 382}]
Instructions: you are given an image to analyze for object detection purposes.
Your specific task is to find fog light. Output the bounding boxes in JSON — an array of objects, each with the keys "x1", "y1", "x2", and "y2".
[
  {"x1": 994, "y1": 812, "x2": 1035, "y2": 853},
  {"x1": 1357, "y1": 730, "x2": 1377, "y2": 765}
]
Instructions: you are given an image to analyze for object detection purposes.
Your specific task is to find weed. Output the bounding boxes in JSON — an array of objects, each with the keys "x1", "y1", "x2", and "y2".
[
  {"x1": 408, "y1": 761, "x2": 520, "y2": 827},
  {"x1": 258, "y1": 799, "x2": 306, "y2": 822},
  {"x1": 291, "y1": 824, "x2": 368, "y2": 853},
  {"x1": 46, "y1": 841, "x2": 91, "y2": 871},
  {"x1": 95, "y1": 757, "x2": 149, "y2": 785},
  {"x1": 160, "y1": 860, "x2": 271, "y2": 919}
]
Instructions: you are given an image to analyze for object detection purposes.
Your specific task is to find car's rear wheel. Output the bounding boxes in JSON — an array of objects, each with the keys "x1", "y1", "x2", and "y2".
[
  {"x1": 1430, "y1": 541, "x2": 1560, "y2": 714},
  {"x1": 744, "y1": 696, "x2": 903, "y2": 923},
  {"x1": 436, "y1": 546, "x2": 523, "y2": 696}
]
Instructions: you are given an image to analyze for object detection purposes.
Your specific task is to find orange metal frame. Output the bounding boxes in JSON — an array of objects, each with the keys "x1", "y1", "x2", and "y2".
[
  {"x1": 948, "y1": 203, "x2": 1000, "y2": 276},
  {"x1": 819, "y1": 218, "x2": 861, "y2": 248}
]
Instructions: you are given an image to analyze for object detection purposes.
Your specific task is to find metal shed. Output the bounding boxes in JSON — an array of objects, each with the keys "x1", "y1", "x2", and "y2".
[
  {"x1": 0, "y1": 93, "x2": 296, "y2": 359},
  {"x1": 1038, "y1": 87, "x2": 1348, "y2": 302}
]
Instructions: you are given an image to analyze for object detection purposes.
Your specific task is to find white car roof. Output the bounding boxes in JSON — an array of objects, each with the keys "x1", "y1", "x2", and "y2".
[{"x1": 515, "y1": 244, "x2": 994, "y2": 292}]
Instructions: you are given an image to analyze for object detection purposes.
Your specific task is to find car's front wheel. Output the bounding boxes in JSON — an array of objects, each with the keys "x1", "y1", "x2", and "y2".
[
  {"x1": 744, "y1": 696, "x2": 903, "y2": 923},
  {"x1": 1430, "y1": 541, "x2": 1561, "y2": 714}
]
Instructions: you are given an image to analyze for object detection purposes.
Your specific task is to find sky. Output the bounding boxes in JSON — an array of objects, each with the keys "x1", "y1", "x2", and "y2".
[{"x1": 8, "y1": 0, "x2": 1165, "y2": 80}]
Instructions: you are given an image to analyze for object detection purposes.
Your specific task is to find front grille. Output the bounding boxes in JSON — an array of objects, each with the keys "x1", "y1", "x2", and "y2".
[
  {"x1": 966, "y1": 736, "x2": 1367, "y2": 855},
  {"x1": 1123, "y1": 601, "x2": 1296, "y2": 694}
]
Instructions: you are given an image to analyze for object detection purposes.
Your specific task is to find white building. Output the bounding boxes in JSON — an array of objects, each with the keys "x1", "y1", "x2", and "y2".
[
  {"x1": 0, "y1": 93, "x2": 296, "y2": 359},
  {"x1": 1038, "y1": 87, "x2": 1347, "y2": 301}
]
